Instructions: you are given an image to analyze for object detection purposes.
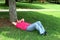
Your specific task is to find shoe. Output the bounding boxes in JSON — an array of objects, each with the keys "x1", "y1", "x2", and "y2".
[{"x1": 41, "y1": 31, "x2": 47, "y2": 36}]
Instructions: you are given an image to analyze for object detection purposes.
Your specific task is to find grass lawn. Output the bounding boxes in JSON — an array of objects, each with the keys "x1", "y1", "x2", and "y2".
[
  {"x1": 0, "y1": 11, "x2": 60, "y2": 40},
  {"x1": 0, "y1": 2, "x2": 60, "y2": 9},
  {"x1": 16, "y1": 2, "x2": 60, "y2": 9},
  {"x1": 0, "y1": 0, "x2": 4, "y2": 2},
  {"x1": 0, "y1": 0, "x2": 60, "y2": 40}
]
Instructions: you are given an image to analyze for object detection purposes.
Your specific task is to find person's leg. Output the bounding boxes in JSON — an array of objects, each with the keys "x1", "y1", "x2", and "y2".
[
  {"x1": 26, "y1": 21, "x2": 46, "y2": 34},
  {"x1": 26, "y1": 23, "x2": 36, "y2": 31},
  {"x1": 35, "y1": 23, "x2": 45, "y2": 34},
  {"x1": 34, "y1": 21, "x2": 46, "y2": 33}
]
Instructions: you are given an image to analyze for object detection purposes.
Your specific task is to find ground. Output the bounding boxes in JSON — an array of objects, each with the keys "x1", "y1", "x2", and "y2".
[
  {"x1": 0, "y1": 11, "x2": 60, "y2": 40},
  {"x1": 0, "y1": 17, "x2": 11, "y2": 27},
  {"x1": 0, "y1": 0, "x2": 60, "y2": 40}
]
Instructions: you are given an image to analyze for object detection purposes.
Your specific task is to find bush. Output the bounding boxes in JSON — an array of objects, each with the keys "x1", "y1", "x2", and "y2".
[{"x1": 47, "y1": 0, "x2": 60, "y2": 4}]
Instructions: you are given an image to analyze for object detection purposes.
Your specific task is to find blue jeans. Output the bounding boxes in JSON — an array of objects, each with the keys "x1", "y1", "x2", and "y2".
[{"x1": 26, "y1": 21, "x2": 45, "y2": 34}]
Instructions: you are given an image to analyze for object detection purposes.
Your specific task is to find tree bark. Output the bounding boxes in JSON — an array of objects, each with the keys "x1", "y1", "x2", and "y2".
[
  {"x1": 5, "y1": 0, "x2": 20, "y2": 6},
  {"x1": 40, "y1": 0, "x2": 45, "y2": 3},
  {"x1": 9, "y1": 0, "x2": 17, "y2": 22}
]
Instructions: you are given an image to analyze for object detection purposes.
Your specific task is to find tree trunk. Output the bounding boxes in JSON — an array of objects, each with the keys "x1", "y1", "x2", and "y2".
[
  {"x1": 5, "y1": 0, "x2": 20, "y2": 6},
  {"x1": 9, "y1": 0, "x2": 17, "y2": 22},
  {"x1": 40, "y1": 0, "x2": 45, "y2": 3},
  {"x1": 5, "y1": 0, "x2": 9, "y2": 6}
]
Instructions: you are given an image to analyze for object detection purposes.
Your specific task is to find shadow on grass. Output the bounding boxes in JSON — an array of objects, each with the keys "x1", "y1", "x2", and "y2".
[
  {"x1": 0, "y1": 12, "x2": 20, "y2": 40},
  {"x1": 0, "y1": 12, "x2": 9, "y2": 19},
  {"x1": 16, "y1": 2, "x2": 45, "y2": 9},
  {"x1": 0, "y1": 3, "x2": 8, "y2": 9},
  {"x1": 0, "y1": 11, "x2": 60, "y2": 40},
  {"x1": 0, "y1": 2, "x2": 44, "y2": 9},
  {"x1": 18, "y1": 11, "x2": 60, "y2": 40}
]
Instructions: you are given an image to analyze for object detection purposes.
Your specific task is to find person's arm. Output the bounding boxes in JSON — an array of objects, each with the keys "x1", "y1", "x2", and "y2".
[
  {"x1": 17, "y1": 18, "x2": 24, "y2": 23},
  {"x1": 12, "y1": 22, "x2": 17, "y2": 26},
  {"x1": 20, "y1": 18, "x2": 24, "y2": 21}
]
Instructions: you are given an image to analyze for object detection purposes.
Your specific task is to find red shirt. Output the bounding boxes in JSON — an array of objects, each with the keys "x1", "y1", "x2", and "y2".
[{"x1": 16, "y1": 21, "x2": 30, "y2": 30}]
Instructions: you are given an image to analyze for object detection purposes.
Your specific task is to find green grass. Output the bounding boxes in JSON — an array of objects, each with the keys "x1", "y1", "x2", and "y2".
[
  {"x1": 0, "y1": 3, "x2": 9, "y2": 9},
  {"x1": 16, "y1": 2, "x2": 44, "y2": 9},
  {"x1": 0, "y1": 11, "x2": 60, "y2": 40},
  {"x1": 0, "y1": 0, "x2": 5, "y2": 3},
  {"x1": 0, "y1": 2, "x2": 60, "y2": 9},
  {"x1": 17, "y1": 2, "x2": 60, "y2": 9}
]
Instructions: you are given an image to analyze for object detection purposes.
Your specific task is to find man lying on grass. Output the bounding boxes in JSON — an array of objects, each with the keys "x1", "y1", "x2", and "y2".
[{"x1": 12, "y1": 18, "x2": 47, "y2": 36}]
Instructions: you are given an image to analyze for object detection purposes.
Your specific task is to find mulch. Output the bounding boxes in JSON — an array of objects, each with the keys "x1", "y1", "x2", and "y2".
[{"x1": 0, "y1": 18, "x2": 12, "y2": 27}]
